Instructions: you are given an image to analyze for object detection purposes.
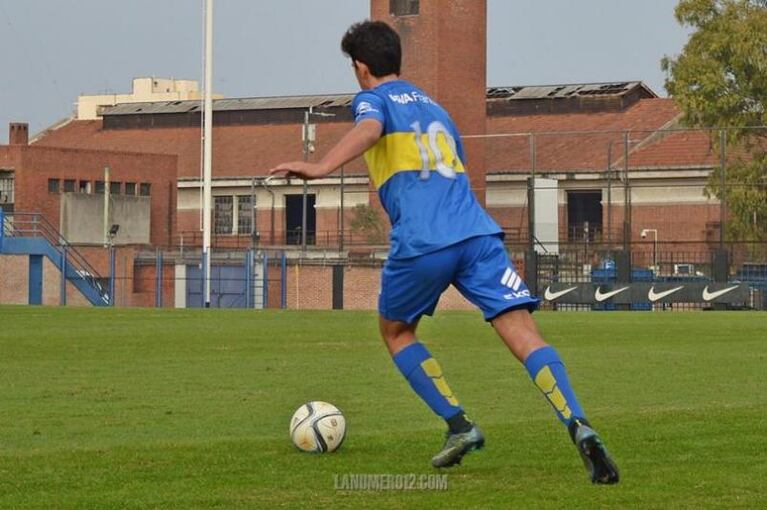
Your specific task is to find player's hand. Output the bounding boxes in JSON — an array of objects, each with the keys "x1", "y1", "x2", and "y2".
[{"x1": 268, "y1": 161, "x2": 327, "y2": 180}]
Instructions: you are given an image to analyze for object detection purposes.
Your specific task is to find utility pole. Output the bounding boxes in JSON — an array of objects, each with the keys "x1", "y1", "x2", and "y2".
[
  {"x1": 607, "y1": 141, "x2": 613, "y2": 252},
  {"x1": 528, "y1": 133, "x2": 536, "y2": 253},
  {"x1": 301, "y1": 108, "x2": 336, "y2": 253},
  {"x1": 301, "y1": 110, "x2": 313, "y2": 254},
  {"x1": 622, "y1": 131, "x2": 631, "y2": 251},
  {"x1": 719, "y1": 129, "x2": 727, "y2": 248},
  {"x1": 250, "y1": 177, "x2": 257, "y2": 251},
  {"x1": 339, "y1": 165, "x2": 345, "y2": 252},
  {"x1": 103, "y1": 165, "x2": 110, "y2": 247}
]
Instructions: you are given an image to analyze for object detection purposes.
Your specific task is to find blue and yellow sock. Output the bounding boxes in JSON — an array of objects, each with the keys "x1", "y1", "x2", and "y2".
[
  {"x1": 393, "y1": 342, "x2": 471, "y2": 433},
  {"x1": 524, "y1": 346, "x2": 586, "y2": 426}
]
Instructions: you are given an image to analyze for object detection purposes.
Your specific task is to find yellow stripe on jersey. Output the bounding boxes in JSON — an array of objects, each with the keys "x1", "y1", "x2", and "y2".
[{"x1": 363, "y1": 131, "x2": 466, "y2": 188}]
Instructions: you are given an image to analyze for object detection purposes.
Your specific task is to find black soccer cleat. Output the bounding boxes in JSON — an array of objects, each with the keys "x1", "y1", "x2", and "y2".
[
  {"x1": 431, "y1": 425, "x2": 485, "y2": 468},
  {"x1": 569, "y1": 420, "x2": 620, "y2": 485}
]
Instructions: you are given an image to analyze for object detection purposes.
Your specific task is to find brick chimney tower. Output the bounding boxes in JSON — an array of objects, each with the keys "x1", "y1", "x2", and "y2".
[
  {"x1": 9, "y1": 123, "x2": 29, "y2": 145},
  {"x1": 370, "y1": 0, "x2": 488, "y2": 204}
]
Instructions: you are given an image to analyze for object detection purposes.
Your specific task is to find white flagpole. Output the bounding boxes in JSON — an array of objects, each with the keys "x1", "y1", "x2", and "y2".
[{"x1": 202, "y1": 0, "x2": 214, "y2": 307}]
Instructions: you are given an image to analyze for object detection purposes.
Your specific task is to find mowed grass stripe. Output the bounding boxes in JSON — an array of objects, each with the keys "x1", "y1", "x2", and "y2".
[{"x1": 0, "y1": 306, "x2": 765, "y2": 509}]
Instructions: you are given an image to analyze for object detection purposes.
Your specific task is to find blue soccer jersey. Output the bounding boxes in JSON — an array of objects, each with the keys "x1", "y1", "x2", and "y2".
[{"x1": 352, "y1": 80, "x2": 502, "y2": 259}]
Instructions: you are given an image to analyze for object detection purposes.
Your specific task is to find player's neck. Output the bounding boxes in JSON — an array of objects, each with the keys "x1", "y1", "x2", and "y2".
[{"x1": 362, "y1": 74, "x2": 400, "y2": 90}]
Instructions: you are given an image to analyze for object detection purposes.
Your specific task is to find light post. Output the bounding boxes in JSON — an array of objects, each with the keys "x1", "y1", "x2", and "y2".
[
  {"x1": 108, "y1": 224, "x2": 119, "y2": 306},
  {"x1": 641, "y1": 228, "x2": 658, "y2": 273},
  {"x1": 339, "y1": 165, "x2": 344, "y2": 253},
  {"x1": 260, "y1": 176, "x2": 276, "y2": 245},
  {"x1": 301, "y1": 108, "x2": 336, "y2": 253},
  {"x1": 249, "y1": 177, "x2": 259, "y2": 250}
]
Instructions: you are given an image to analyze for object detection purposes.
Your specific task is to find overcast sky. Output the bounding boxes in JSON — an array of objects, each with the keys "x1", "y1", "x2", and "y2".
[{"x1": 0, "y1": 0, "x2": 690, "y2": 142}]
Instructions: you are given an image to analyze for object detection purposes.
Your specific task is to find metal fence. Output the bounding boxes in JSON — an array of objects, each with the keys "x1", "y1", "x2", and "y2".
[
  {"x1": 2, "y1": 126, "x2": 766, "y2": 311},
  {"x1": 130, "y1": 125, "x2": 767, "y2": 311},
  {"x1": 90, "y1": 241, "x2": 765, "y2": 311},
  {"x1": 174, "y1": 126, "x2": 765, "y2": 252}
]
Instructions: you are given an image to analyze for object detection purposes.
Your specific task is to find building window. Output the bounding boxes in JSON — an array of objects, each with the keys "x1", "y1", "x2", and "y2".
[
  {"x1": 285, "y1": 194, "x2": 316, "y2": 245},
  {"x1": 139, "y1": 183, "x2": 151, "y2": 196},
  {"x1": 390, "y1": 0, "x2": 419, "y2": 16},
  {"x1": 48, "y1": 179, "x2": 60, "y2": 193},
  {"x1": 214, "y1": 196, "x2": 233, "y2": 234},
  {"x1": 78, "y1": 180, "x2": 91, "y2": 193},
  {"x1": 0, "y1": 170, "x2": 14, "y2": 210},
  {"x1": 237, "y1": 195, "x2": 254, "y2": 235},
  {"x1": 125, "y1": 182, "x2": 136, "y2": 195},
  {"x1": 567, "y1": 191, "x2": 603, "y2": 242},
  {"x1": 110, "y1": 181, "x2": 121, "y2": 195},
  {"x1": 63, "y1": 179, "x2": 75, "y2": 192},
  {"x1": 95, "y1": 181, "x2": 105, "y2": 194}
]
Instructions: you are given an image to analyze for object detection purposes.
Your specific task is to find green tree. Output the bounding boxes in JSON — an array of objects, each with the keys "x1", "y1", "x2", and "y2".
[
  {"x1": 662, "y1": 0, "x2": 767, "y2": 242},
  {"x1": 349, "y1": 204, "x2": 387, "y2": 244}
]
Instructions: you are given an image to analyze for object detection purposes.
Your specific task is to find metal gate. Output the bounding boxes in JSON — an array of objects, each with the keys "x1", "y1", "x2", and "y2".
[
  {"x1": 185, "y1": 251, "x2": 268, "y2": 309},
  {"x1": 187, "y1": 264, "x2": 249, "y2": 308}
]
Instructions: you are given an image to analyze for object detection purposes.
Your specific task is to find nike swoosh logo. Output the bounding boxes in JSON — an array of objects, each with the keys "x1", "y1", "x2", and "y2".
[
  {"x1": 648, "y1": 286, "x2": 684, "y2": 302},
  {"x1": 544, "y1": 286, "x2": 578, "y2": 301},
  {"x1": 702, "y1": 284, "x2": 740, "y2": 301},
  {"x1": 594, "y1": 286, "x2": 629, "y2": 302}
]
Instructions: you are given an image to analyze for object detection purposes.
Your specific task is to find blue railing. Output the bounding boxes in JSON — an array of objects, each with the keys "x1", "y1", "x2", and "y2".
[{"x1": 1, "y1": 211, "x2": 110, "y2": 305}]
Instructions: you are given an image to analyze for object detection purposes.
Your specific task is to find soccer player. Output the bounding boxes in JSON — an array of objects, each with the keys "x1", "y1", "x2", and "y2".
[{"x1": 270, "y1": 20, "x2": 619, "y2": 484}]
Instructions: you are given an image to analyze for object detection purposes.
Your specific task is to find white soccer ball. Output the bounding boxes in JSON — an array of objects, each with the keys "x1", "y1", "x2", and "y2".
[{"x1": 289, "y1": 401, "x2": 346, "y2": 453}]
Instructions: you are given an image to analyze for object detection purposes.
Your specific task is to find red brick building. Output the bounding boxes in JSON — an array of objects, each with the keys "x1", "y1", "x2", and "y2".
[
  {"x1": 24, "y1": 0, "x2": 725, "y2": 255},
  {"x1": 1, "y1": 123, "x2": 177, "y2": 246},
  {"x1": 1, "y1": 122, "x2": 177, "y2": 306},
  {"x1": 31, "y1": 86, "x2": 720, "y2": 251},
  {"x1": 3, "y1": 0, "x2": 749, "y2": 310}
]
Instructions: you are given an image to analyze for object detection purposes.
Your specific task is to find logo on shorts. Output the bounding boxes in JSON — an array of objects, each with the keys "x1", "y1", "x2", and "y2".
[
  {"x1": 504, "y1": 290, "x2": 531, "y2": 300},
  {"x1": 501, "y1": 268, "x2": 529, "y2": 300},
  {"x1": 500, "y1": 268, "x2": 523, "y2": 291}
]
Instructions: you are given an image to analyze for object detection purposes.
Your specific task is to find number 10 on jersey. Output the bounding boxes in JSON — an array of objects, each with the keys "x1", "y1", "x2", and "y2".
[{"x1": 410, "y1": 120, "x2": 458, "y2": 180}]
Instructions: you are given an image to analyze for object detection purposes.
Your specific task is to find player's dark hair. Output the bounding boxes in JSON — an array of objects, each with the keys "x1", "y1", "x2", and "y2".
[{"x1": 341, "y1": 21, "x2": 401, "y2": 77}]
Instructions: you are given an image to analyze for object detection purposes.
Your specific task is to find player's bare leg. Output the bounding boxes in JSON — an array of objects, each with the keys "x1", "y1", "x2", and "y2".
[
  {"x1": 492, "y1": 307, "x2": 619, "y2": 484},
  {"x1": 490, "y1": 307, "x2": 547, "y2": 362},
  {"x1": 379, "y1": 316, "x2": 418, "y2": 355},
  {"x1": 380, "y1": 315, "x2": 484, "y2": 468}
]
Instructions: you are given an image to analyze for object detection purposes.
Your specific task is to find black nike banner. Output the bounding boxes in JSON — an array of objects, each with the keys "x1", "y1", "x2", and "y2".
[{"x1": 541, "y1": 283, "x2": 750, "y2": 304}]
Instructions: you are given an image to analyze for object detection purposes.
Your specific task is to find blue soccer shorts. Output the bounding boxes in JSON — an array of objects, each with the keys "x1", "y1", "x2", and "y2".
[{"x1": 378, "y1": 234, "x2": 540, "y2": 324}]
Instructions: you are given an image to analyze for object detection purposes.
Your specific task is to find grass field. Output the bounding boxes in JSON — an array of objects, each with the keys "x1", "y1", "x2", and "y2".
[{"x1": 0, "y1": 306, "x2": 765, "y2": 509}]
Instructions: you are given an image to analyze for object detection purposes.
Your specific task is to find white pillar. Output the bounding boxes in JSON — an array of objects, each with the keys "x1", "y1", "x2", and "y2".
[
  {"x1": 202, "y1": 0, "x2": 214, "y2": 306},
  {"x1": 174, "y1": 264, "x2": 187, "y2": 308}
]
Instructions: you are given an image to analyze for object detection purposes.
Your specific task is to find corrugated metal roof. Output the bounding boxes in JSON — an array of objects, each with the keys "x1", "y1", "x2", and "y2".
[
  {"x1": 486, "y1": 82, "x2": 656, "y2": 100},
  {"x1": 101, "y1": 82, "x2": 656, "y2": 116},
  {"x1": 102, "y1": 94, "x2": 355, "y2": 116}
]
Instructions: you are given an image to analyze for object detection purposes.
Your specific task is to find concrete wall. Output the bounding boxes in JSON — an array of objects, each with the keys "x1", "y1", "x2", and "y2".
[
  {"x1": 60, "y1": 192, "x2": 150, "y2": 245},
  {"x1": 534, "y1": 178, "x2": 559, "y2": 253}
]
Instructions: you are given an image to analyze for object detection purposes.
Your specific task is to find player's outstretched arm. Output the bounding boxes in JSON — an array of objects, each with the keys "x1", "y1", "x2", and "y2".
[{"x1": 269, "y1": 119, "x2": 382, "y2": 180}]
